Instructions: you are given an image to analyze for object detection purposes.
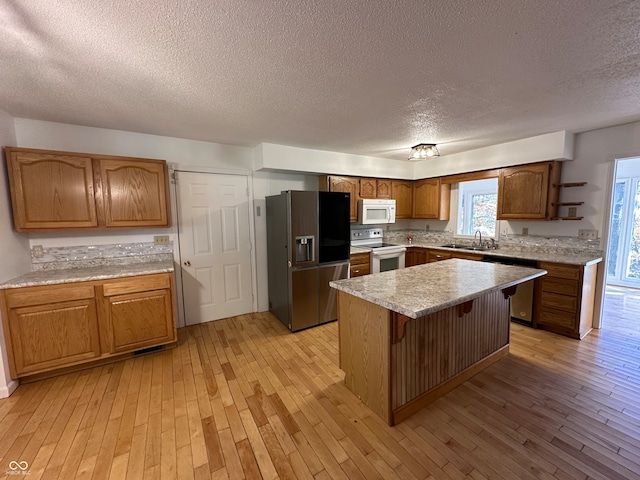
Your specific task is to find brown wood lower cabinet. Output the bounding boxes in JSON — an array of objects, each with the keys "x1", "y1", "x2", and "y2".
[
  {"x1": 425, "y1": 249, "x2": 483, "y2": 263},
  {"x1": 350, "y1": 251, "x2": 370, "y2": 277},
  {"x1": 100, "y1": 274, "x2": 176, "y2": 354},
  {"x1": 405, "y1": 247, "x2": 427, "y2": 266},
  {"x1": 0, "y1": 273, "x2": 176, "y2": 380},
  {"x1": 534, "y1": 261, "x2": 597, "y2": 339}
]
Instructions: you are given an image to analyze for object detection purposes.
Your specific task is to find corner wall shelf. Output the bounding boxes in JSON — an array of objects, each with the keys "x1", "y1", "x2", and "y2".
[{"x1": 554, "y1": 182, "x2": 587, "y2": 220}]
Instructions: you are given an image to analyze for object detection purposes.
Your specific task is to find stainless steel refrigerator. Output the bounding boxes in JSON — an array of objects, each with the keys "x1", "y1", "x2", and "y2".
[{"x1": 266, "y1": 190, "x2": 351, "y2": 331}]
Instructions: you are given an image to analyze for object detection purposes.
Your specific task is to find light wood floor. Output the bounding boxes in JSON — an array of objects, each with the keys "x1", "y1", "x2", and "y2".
[{"x1": 1, "y1": 290, "x2": 640, "y2": 480}]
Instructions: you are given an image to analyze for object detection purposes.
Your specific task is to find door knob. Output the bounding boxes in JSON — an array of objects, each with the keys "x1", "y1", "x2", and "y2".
[{"x1": 184, "y1": 260, "x2": 191, "y2": 267}]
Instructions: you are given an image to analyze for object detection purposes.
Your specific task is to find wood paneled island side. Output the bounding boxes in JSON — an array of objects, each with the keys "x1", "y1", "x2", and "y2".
[{"x1": 330, "y1": 259, "x2": 546, "y2": 425}]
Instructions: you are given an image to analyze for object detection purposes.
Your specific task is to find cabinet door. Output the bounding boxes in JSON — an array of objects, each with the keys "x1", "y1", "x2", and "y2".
[
  {"x1": 101, "y1": 274, "x2": 176, "y2": 354},
  {"x1": 98, "y1": 158, "x2": 170, "y2": 227},
  {"x1": 328, "y1": 176, "x2": 359, "y2": 222},
  {"x1": 359, "y1": 178, "x2": 377, "y2": 199},
  {"x1": 5, "y1": 148, "x2": 98, "y2": 231},
  {"x1": 391, "y1": 181, "x2": 413, "y2": 219},
  {"x1": 497, "y1": 163, "x2": 556, "y2": 220},
  {"x1": 412, "y1": 179, "x2": 450, "y2": 220},
  {"x1": 376, "y1": 179, "x2": 392, "y2": 199},
  {"x1": 3, "y1": 284, "x2": 100, "y2": 377}
]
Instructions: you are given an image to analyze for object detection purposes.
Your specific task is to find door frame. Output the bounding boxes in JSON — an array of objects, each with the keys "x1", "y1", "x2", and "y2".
[
  {"x1": 597, "y1": 153, "x2": 640, "y2": 329},
  {"x1": 171, "y1": 165, "x2": 257, "y2": 328}
]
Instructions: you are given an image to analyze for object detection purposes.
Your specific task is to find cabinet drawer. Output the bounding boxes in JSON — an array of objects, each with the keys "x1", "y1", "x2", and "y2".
[
  {"x1": 538, "y1": 277, "x2": 579, "y2": 296},
  {"x1": 540, "y1": 291, "x2": 578, "y2": 313},
  {"x1": 350, "y1": 252, "x2": 370, "y2": 266},
  {"x1": 350, "y1": 263, "x2": 370, "y2": 277},
  {"x1": 5, "y1": 284, "x2": 95, "y2": 308},
  {"x1": 102, "y1": 273, "x2": 171, "y2": 296},
  {"x1": 538, "y1": 262, "x2": 581, "y2": 280},
  {"x1": 428, "y1": 251, "x2": 452, "y2": 262},
  {"x1": 451, "y1": 252, "x2": 483, "y2": 262},
  {"x1": 538, "y1": 309, "x2": 576, "y2": 329}
]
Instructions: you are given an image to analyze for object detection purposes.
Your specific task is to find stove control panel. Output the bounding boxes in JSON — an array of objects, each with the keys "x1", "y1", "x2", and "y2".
[{"x1": 351, "y1": 227, "x2": 384, "y2": 241}]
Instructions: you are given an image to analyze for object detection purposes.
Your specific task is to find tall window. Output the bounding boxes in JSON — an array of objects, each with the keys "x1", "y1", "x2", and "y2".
[{"x1": 457, "y1": 178, "x2": 498, "y2": 236}]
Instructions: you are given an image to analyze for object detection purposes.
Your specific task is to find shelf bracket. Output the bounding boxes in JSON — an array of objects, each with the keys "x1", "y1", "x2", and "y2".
[
  {"x1": 458, "y1": 299, "x2": 474, "y2": 317},
  {"x1": 392, "y1": 313, "x2": 411, "y2": 344},
  {"x1": 502, "y1": 285, "x2": 518, "y2": 299}
]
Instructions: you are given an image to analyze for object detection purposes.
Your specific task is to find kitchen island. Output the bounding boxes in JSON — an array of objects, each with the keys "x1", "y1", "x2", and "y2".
[{"x1": 330, "y1": 259, "x2": 546, "y2": 425}]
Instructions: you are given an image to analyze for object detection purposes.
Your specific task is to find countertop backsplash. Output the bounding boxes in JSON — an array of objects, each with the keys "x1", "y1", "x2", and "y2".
[
  {"x1": 30, "y1": 242, "x2": 174, "y2": 271},
  {"x1": 384, "y1": 229, "x2": 603, "y2": 257}
]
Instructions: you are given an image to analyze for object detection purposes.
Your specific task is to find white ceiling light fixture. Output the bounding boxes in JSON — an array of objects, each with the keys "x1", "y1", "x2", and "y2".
[{"x1": 409, "y1": 143, "x2": 440, "y2": 160}]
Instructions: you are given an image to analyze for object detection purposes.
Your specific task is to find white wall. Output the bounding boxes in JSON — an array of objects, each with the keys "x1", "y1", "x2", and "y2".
[
  {"x1": 413, "y1": 131, "x2": 574, "y2": 178},
  {"x1": 14, "y1": 118, "x2": 254, "y2": 249},
  {"x1": 0, "y1": 110, "x2": 28, "y2": 397},
  {"x1": 256, "y1": 143, "x2": 413, "y2": 179},
  {"x1": 12, "y1": 119, "x2": 316, "y2": 320}
]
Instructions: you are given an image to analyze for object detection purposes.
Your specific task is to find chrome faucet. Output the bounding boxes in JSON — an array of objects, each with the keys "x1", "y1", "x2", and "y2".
[{"x1": 473, "y1": 230, "x2": 482, "y2": 247}]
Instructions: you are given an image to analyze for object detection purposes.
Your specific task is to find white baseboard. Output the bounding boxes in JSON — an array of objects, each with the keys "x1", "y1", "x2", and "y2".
[{"x1": 0, "y1": 379, "x2": 19, "y2": 398}]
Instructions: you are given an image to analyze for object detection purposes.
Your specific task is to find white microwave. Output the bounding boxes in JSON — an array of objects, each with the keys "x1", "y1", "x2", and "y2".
[{"x1": 357, "y1": 199, "x2": 396, "y2": 224}]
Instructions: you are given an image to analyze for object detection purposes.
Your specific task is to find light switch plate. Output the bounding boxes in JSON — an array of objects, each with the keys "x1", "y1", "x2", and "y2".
[
  {"x1": 578, "y1": 229, "x2": 597, "y2": 239},
  {"x1": 154, "y1": 235, "x2": 170, "y2": 245}
]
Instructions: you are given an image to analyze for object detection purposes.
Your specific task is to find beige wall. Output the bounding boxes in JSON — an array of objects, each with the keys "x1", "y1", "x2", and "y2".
[{"x1": 0, "y1": 110, "x2": 29, "y2": 397}]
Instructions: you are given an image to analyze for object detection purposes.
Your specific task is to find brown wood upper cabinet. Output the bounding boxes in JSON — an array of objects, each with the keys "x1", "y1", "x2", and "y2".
[
  {"x1": 359, "y1": 177, "x2": 377, "y2": 198},
  {"x1": 319, "y1": 175, "x2": 359, "y2": 222},
  {"x1": 5, "y1": 147, "x2": 171, "y2": 231},
  {"x1": 412, "y1": 178, "x2": 450, "y2": 220},
  {"x1": 391, "y1": 180, "x2": 413, "y2": 219},
  {"x1": 496, "y1": 161, "x2": 561, "y2": 220},
  {"x1": 359, "y1": 178, "x2": 392, "y2": 199}
]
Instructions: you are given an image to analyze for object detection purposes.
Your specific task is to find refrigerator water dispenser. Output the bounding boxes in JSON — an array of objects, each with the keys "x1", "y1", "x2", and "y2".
[{"x1": 295, "y1": 235, "x2": 315, "y2": 263}]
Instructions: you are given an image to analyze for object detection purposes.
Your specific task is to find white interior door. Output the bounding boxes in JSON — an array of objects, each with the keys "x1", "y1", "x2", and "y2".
[{"x1": 176, "y1": 172, "x2": 253, "y2": 325}]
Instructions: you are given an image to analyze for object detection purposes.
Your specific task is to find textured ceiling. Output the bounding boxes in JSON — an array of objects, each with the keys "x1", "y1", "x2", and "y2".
[{"x1": 2, "y1": 0, "x2": 640, "y2": 160}]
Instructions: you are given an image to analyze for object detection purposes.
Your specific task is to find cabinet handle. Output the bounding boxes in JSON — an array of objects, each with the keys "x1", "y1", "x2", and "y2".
[{"x1": 183, "y1": 260, "x2": 191, "y2": 267}]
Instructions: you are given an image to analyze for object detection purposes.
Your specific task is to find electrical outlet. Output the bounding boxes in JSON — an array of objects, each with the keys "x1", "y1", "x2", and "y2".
[
  {"x1": 568, "y1": 207, "x2": 577, "y2": 217},
  {"x1": 425, "y1": 224, "x2": 430, "y2": 232},
  {"x1": 522, "y1": 227, "x2": 528, "y2": 236},
  {"x1": 154, "y1": 235, "x2": 170, "y2": 245},
  {"x1": 32, "y1": 245, "x2": 44, "y2": 258},
  {"x1": 578, "y1": 229, "x2": 597, "y2": 240}
]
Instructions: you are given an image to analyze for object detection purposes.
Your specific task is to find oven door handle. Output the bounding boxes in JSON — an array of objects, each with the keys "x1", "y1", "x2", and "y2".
[{"x1": 372, "y1": 249, "x2": 406, "y2": 260}]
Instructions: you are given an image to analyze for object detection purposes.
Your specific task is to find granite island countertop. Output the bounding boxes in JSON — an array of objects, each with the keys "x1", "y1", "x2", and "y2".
[
  {"x1": 0, "y1": 260, "x2": 175, "y2": 289},
  {"x1": 330, "y1": 258, "x2": 546, "y2": 319}
]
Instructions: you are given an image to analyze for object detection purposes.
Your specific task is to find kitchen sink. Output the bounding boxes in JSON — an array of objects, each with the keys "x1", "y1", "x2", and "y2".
[{"x1": 439, "y1": 244, "x2": 490, "y2": 251}]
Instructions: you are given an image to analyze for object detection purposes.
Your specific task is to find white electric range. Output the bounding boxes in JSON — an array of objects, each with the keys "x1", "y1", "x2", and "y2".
[{"x1": 351, "y1": 227, "x2": 406, "y2": 273}]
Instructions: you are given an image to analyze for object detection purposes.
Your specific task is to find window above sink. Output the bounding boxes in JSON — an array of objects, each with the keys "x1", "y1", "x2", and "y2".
[{"x1": 456, "y1": 178, "x2": 498, "y2": 237}]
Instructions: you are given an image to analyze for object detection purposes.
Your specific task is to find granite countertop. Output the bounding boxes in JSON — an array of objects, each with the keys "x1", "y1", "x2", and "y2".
[
  {"x1": 350, "y1": 245, "x2": 371, "y2": 254},
  {"x1": 401, "y1": 242, "x2": 602, "y2": 266},
  {"x1": 330, "y1": 258, "x2": 546, "y2": 319},
  {"x1": 0, "y1": 260, "x2": 175, "y2": 289}
]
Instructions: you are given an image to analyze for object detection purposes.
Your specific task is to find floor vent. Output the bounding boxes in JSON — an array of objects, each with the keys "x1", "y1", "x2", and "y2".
[{"x1": 133, "y1": 345, "x2": 163, "y2": 356}]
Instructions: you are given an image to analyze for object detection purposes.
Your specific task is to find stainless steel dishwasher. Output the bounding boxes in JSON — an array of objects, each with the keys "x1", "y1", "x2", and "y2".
[{"x1": 482, "y1": 254, "x2": 537, "y2": 326}]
